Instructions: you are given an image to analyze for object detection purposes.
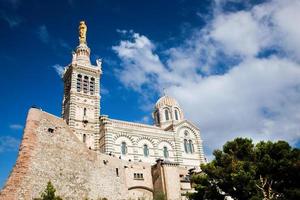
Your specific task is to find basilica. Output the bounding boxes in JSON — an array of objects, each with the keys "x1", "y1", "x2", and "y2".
[
  {"x1": 0, "y1": 21, "x2": 206, "y2": 200},
  {"x1": 62, "y1": 21, "x2": 206, "y2": 168}
]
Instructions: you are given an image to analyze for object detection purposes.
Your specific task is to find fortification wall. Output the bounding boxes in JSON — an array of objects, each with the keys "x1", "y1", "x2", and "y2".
[{"x1": 0, "y1": 108, "x2": 152, "y2": 200}]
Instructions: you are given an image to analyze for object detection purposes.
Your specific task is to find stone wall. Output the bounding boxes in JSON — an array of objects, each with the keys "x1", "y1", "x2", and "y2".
[
  {"x1": 0, "y1": 108, "x2": 150, "y2": 200},
  {"x1": 152, "y1": 160, "x2": 182, "y2": 200},
  {"x1": 0, "y1": 109, "x2": 39, "y2": 200},
  {"x1": 0, "y1": 108, "x2": 198, "y2": 200}
]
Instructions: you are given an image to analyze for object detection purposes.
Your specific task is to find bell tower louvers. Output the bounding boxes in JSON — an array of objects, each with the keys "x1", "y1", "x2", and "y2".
[{"x1": 62, "y1": 21, "x2": 102, "y2": 149}]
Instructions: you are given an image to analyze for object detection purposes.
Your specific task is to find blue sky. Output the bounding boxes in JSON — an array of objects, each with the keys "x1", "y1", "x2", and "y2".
[{"x1": 1, "y1": 0, "x2": 300, "y2": 189}]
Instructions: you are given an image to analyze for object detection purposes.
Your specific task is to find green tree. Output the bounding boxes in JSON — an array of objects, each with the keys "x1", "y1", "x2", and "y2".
[
  {"x1": 153, "y1": 191, "x2": 166, "y2": 200},
  {"x1": 189, "y1": 138, "x2": 300, "y2": 200},
  {"x1": 34, "y1": 181, "x2": 63, "y2": 200},
  {"x1": 188, "y1": 173, "x2": 224, "y2": 200}
]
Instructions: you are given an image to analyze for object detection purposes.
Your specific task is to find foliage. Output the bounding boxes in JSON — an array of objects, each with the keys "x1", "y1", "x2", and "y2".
[
  {"x1": 189, "y1": 138, "x2": 300, "y2": 200},
  {"x1": 34, "y1": 181, "x2": 63, "y2": 200},
  {"x1": 153, "y1": 191, "x2": 166, "y2": 200}
]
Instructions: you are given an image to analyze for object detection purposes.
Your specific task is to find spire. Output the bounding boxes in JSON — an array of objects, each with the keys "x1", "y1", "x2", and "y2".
[{"x1": 73, "y1": 21, "x2": 91, "y2": 65}]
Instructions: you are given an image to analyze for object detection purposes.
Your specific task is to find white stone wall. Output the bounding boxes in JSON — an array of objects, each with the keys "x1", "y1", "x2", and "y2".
[
  {"x1": 99, "y1": 117, "x2": 205, "y2": 169},
  {"x1": 136, "y1": 139, "x2": 156, "y2": 163},
  {"x1": 177, "y1": 126, "x2": 202, "y2": 167},
  {"x1": 124, "y1": 163, "x2": 154, "y2": 200}
]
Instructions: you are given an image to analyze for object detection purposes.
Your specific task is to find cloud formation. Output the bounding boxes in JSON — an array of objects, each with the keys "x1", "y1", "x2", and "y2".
[
  {"x1": 9, "y1": 124, "x2": 23, "y2": 130},
  {"x1": 112, "y1": 0, "x2": 300, "y2": 156},
  {"x1": 52, "y1": 64, "x2": 64, "y2": 77},
  {"x1": 0, "y1": 136, "x2": 20, "y2": 153},
  {"x1": 36, "y1": 25, "x2": 71, "y2": 52},
  {"x1": 37, "y1": 25, "x2": 50, "y2": 44},
  {"x1": 112, "y1": 33, "x2": 166, "y2": 91},
  {"x1": 0, "y1": 11, "x2": 22, "y2": 28}
]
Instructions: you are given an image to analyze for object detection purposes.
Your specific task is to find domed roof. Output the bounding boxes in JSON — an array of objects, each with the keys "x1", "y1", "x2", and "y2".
[{"x1": 155, "y1": 95, "x2": 180, "y2": 109}]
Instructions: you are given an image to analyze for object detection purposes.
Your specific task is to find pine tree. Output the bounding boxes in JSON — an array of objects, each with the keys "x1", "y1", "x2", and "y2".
[
  {"x1": 189, "y1": 138, "x2": 300, "y2": 200},
  {"x1": 34, "y1": 181, "x2": 63, "y2": 200}
]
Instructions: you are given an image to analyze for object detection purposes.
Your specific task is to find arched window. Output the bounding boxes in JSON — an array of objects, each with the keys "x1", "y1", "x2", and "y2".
[
  {"x1": 90, "y1": 77, "x2": 95, "y2": 95},
  {"x1": 83, "y1": 76, "x2": 89, "y2": 93},
  {"x1": 121, "y1": 142, "x2": 127, "y2": 155},
  {"x1": 163, "y1": 146, "x2": 169, "y2": 158},
  {"x1": 175, "y1": 109, "x2": 179, "y2": 120},
  {"x1": 83, "y1": 134, "x2": 86, "y2": 143},
  {"x1": 156, "y1": 111, "x2": 160, "y2": 124},
  {"x1": 165, "y1": 109, "x2": 169, "y2": 121},
  {"x1": 77, "y1": 74, "x2": 82, "y2": 92},
  {"x1": 143, "y1": 144, "x2": 149, "y2": 157},
  {"x1": 83, "y1": 108, "x2": 87, "y2": 116},
  {"x1": 184, "y1": 139, "x2": 188, "y2": 153},
  {"x1": 189, "y1": 140, "x2": 194, "y2": 153}
]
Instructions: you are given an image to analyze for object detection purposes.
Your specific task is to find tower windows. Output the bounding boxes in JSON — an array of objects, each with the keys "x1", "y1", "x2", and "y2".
[
  {"x1": 83, "y1": 76, "x2": 89, "y2": 93},
  {"x1": 164, "y1": 109, "x2": 170, "y2": 121},
  {"x1": 90, "y1": 77, "x2": 95, "y2": 95},
  {"x1": 77, "y1": 74, "x2": 82, "y2": 92},
  {"x1": 83, "y1": 134, "x2": 86, "y2": 143},
  {"x1": 121, "y1": 142, "x2": 127, "y2": 155},
  {"x1": 143, "y1": 144, "x2": 149, "y2": 157},
  {"x1": 163, "y1": 146, "x2": 169, "y2": 158},
  {"x1": 77, "y1": 75, "x2": 95, "y2": 94},
  {"x1": 175, "y1": 109, "x2": 179, "y2": 120}
]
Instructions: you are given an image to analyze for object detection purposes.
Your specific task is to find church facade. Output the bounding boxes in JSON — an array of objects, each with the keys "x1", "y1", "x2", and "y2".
[
  {"x1": 0, "y1": 21, "x2": 206, "y2": 200},
  {"x1": 62, "y1": 21, "x2": 206, "y2": 168}
]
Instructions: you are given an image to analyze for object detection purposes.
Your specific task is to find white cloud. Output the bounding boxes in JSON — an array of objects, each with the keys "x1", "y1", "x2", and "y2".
[
  {"x1": 112, "y1": 33, "x2": 166, "y2": 91},
  {"x1": 0, "y1": 11, "x2": 22, "y2": 28},
  {"x1": 210, "y1": 10, "x2": 270, "y2": 57},
  {"x1": 258, "y1": 0, "x2": 300, "y2": 61},
  {"x1": 37, "y1": 25, "x2": 49, "y2": 44},
  {"x1": 58, "y1": 39, "x2": 71, "y2": 50},
  {"x1": 113, "y1": 0, "x2": 300, "y2": 156},
  {"x1": 35, "y1": 25, "x2": 70, "y2": 51},
  {"x1": 9, "y1": 124, "x2": 23, "y2": 130},
  {"x1": 52, "y1": 64, "x2": 64, "y2": 77},
  {"x1": 116, "y1": 29, "x2": 134, "y2": 35},
  {"x1": 0, "y1": 136, "x2": 20, "y2": 153},
  {"x1": 137, "y1": 115, "x2": 151, "y2": 124},
  {"x1": 101, "y1": 86, "x2": 109, "y2": 95},
  {"x1": 169, "y1": 57, "x2": 300, "y2": 151}
]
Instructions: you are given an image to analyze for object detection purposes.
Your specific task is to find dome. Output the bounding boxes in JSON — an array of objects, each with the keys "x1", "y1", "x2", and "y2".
[{"x1": 155, "y1": 95, "x2": 180, "y2": 109}]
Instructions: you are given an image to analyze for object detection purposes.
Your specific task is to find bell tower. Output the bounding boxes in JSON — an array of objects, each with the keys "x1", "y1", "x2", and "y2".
[{"x1": 62, "y1": 21, "x2": 102, "y2": 149}]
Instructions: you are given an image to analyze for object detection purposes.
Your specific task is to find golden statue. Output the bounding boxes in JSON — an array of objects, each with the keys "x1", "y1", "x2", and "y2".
[{"x1": 78, "y1": 21, "x2": 87, "y2": 44}]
